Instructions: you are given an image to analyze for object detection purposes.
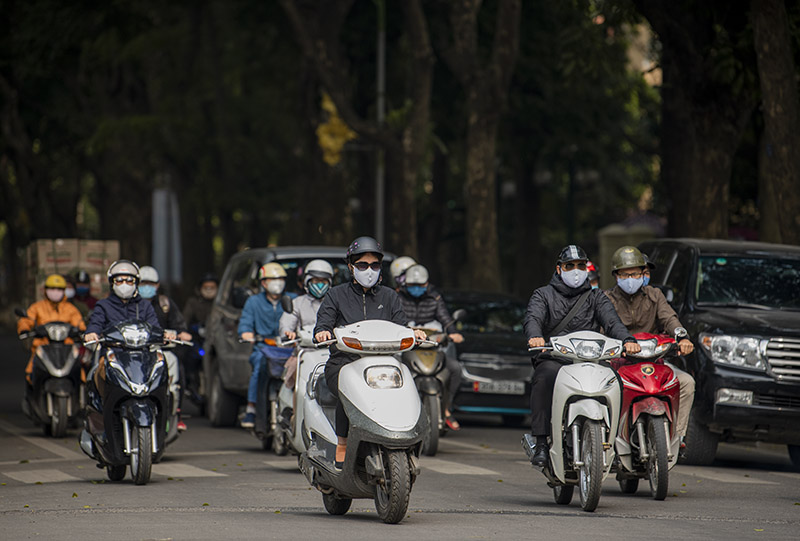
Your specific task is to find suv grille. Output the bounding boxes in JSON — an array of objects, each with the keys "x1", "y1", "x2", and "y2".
[
  {"x1": 765, "y1": 337, "x2": 800, "y2": 382},
  {"x1": 460, "y1": 354, "x2": 532, "y2": 381},
  {"x1": 755, "y1": 394, "x2": 800, "y2": 409}
]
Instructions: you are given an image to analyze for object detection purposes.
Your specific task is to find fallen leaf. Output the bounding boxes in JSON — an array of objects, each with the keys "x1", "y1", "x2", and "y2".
[
  {"x1": 497, "y1": 479, "x2": 503, "y2": 483},
  {"x1": 274, "y1": 510, "x2": 281, "y2": 514},
  {"x1": 1, "y1": 483, "x2": 6, "y2": 486},
  {"x1": 202, "y1": 503, "x2": 209, "y2": 506},
  {"x1": 744, "y1": 474, "x2": 750, "y2": 478},
  {"x1": 23, "y1": 505, "x2": 29, "y2": 508},
  {"x1": 167, "y1": 477, "x2": 174, "y2": 481},
  {"x1": 35, "y1": 481, "x2": 43, "y2": 485},
  {"x1": 19, "y1": 459, "x2": 29, "y2": 464},
  {"x1": 72, "y1": 493, "x2": 78, "y2": 498},
  {"x1": 679, "y1": 490, "x2": 687, "y2": 493},
  {"x1": 211, "y1": 468, "x2": 217, "y2": 472},
  {"x1": 754, "y1": 529, "x2": 764, "y2": 532},
  {"x1": 83, "y1": 505, "x2": 91, "y2": 508},
  {"x1": 794, "y1": 503, "x2": 800, "y2": 506},
  {"x1": 237, "y1": 463, "x2": 243, "y2": 466},
  {"x1": 682, "y1": 483, "x2": 686, "y2": 487}
]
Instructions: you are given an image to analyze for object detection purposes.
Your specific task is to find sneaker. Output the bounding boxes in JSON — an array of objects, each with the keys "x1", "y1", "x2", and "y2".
[
  {"x1": 241, "y1": 412, "x2": 256, "y2": 429},
  {"x1": 177, "y1": 420, "x2": 187, "y2": 431}
]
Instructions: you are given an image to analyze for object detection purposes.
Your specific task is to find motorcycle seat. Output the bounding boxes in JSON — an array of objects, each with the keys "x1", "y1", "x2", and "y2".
[{"x1": 314, "y1": 376, "x2": 338, "y2": 408}]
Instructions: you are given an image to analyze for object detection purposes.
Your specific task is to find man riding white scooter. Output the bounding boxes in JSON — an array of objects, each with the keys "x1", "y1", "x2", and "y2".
[
  {"x1": 314, "y1": 237, "x2": 426, "y2": 468},
  {"x1": 525, "y1": 245, "x2": 640, "y2": 467}
]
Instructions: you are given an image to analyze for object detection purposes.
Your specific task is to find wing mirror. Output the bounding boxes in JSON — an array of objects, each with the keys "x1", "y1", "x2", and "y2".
[
  {"x1": 280, "y1": 295, "x2": 294, "y2": 314},
  {"x1": 452, "y1": 309, "x2": 467, "y2": 322}
]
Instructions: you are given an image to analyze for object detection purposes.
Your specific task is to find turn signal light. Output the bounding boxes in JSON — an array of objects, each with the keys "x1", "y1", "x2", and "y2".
[
  {"x1": 400, "y1": 337, "x2": 415, "y2": 350},
  {"x1": 342, "y1": 337, "x2": 363, "y2": 350}
]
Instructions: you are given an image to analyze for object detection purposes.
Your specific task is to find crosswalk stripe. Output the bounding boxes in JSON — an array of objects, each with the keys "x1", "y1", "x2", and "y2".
[
  {"x1": 439, "y1": 439, "x2": 517, "y2": 456},
  {"x1": 420, "y1": 457, "x2": 498, "y2": 475},
  {"x1": 686, "y1": 470, "x2": 778, "y2": 485},
  {"x1": 264, "y1": 460, "x2": 300, "y2": 471},
  {"x1": 151, "y1": 464, "x2": 227, "y2": 478},
  {"x1": 0, "y1": 419, "x2": 84, "y2": 461},
  {"x1": 2, "y1": 469, "x2": 81, "y2": 484}
]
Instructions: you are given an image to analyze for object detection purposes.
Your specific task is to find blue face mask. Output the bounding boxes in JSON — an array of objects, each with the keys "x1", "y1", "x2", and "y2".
[
  {"x1": 139, "y1": 285, "x2": 157, "y2": 299},
  {"x1": 591, "y1": 284, "x2": 599, "y2": 290},
  {"x1": 76, "y1": 286, "x2": 90, "y2": 296},
  {"x1": 617, "y1": 276, "x2": 644, "y2": 295},
  {"x1": 308, "y1": 281, "x2": 330, "y2": 299},
  {"x1": 406, "y1": 285, "x2": 427, "y2": 298},
  {"x1": 642, "y1": 275, "x2": 651, "y2": 287}
]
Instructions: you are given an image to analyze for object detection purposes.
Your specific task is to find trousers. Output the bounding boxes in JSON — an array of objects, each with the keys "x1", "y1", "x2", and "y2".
[{"x1": 324, "y1": 354, "x2": 352, "y2": 438}]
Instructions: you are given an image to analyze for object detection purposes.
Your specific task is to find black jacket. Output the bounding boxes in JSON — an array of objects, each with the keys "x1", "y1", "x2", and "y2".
[
  {"x1": 148, "y1": 294, "x2": 188, "y2": 332},
  {"x1": 524, "y1": 273, "x2": 634, "y2": 343},
  {"x1": 314, "y1": 281, "x2": 408, "y2": 335},
  {"x1": 398, "y1": 287, "x2": 455, "y2": 332},
  {"x1": 86, "y1": 293, "x2": 160, "y2": 334}
]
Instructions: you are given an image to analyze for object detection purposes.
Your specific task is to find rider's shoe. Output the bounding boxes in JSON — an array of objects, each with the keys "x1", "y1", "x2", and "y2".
[
  {"x1": 177, "y1": 420, "x2": 187, "y2": 431},
  {"x1": 531, "y1": 443, "x2": 549, "y2": 467},
  {"x1": 240, "y1": 412, "x2": 256, "y2": 429}
]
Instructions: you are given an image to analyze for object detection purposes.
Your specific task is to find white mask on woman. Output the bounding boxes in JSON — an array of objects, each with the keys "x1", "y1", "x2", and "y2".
[
  {"x1": 353, "y1": 267, "x2": 380, "y2": 288},
  {"x1": 113, "y1": 283, "x2": 136, "y2": 299}
]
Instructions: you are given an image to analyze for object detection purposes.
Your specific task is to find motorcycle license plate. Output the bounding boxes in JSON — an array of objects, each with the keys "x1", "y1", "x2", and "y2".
[{"x1": 473, "y1": 380, "x2": 525, "y2": 395}]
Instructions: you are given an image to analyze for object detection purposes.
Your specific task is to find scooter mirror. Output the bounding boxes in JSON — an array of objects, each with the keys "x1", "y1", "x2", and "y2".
[
  {"x1": 452, "y1": 309, "x2": 467, "y2": 322},
  {"x1": 14, "y1": 308, "x2": 28, "y2": 318},
  {"x1": 280, "y1": 295, "x2": 294, "y2": 314}
]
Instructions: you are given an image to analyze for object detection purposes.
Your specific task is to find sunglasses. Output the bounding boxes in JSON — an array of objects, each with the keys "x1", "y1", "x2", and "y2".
[
  {"x1": 561, "y1": 262, "x2": 587, "y2": 271},
  {"x1": 353, "y1": 261, "x2": 382, "y2": 271},
  {"x1": 113, "y1": 277, "x2": 136, "y2": 285}
]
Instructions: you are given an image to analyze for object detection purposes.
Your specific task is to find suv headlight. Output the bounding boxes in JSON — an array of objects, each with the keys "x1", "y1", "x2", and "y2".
[{"x1": 700, "y1": 333, "x2": 768, "y2": 371}]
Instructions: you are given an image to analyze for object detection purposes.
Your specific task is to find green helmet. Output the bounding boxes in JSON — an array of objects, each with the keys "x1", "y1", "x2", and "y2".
[{"x1": 611, "y1": 246, "x2": 646, "y2": 272}]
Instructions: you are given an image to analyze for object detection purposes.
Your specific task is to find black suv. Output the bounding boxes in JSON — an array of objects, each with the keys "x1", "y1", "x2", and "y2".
[
  {"x1": 203, "y1": 246, "x2": 395, "y2": 426},
  {"x1": 638, "y1": 238, "x2": 800, "y2": 467}
]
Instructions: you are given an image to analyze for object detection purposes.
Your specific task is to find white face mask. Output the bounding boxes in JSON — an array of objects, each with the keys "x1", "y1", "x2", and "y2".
[
  {"x1": 353, "y1": 267, "x2": 380, "y2": 288},
  {"x1": 45, "y1": 288, "x2": 65, "y2": 303},
  {"x1": 560, "y1": 268, "x2": 588, "y2": 289},
  {"x1": 113, "y1": 283, "x2": 136, "y2": 299},
  {"x1": 265, "y1": 279, "x2": 285, "y2": 295},
  {"x1": 65, "y1": 287, "x2": 76, "y2": 299}
]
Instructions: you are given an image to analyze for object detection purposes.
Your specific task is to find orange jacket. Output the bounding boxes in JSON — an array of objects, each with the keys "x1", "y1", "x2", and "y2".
[{"x1": 17, "y1": 298, "x2": 86, "y2": 350}]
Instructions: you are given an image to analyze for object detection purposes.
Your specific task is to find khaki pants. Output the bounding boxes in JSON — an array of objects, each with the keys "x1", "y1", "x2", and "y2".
[{"x1": 665, "y1": 362, "x2": 695, "y2": 438}]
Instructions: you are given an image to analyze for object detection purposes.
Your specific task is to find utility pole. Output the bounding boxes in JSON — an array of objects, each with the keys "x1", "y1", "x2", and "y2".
[{"x1": 375, "y1": 0, "x2": 386, "y2": 243}]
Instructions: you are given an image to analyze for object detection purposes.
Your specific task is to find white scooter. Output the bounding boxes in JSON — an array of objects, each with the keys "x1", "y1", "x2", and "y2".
[
  {"x1": 273, "y1": 325, "x2": 329, "y2": 455},
  {"x1": 522, "y1": 331, "x2": 623, "y2": 512},
  {"x1": 298, "y1": 320, "x2": 430, "y2": 524}
]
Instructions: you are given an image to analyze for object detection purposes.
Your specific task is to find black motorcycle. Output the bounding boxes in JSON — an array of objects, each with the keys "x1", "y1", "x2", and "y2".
[
  {"x1": 79, "y1": 320, "x2": 189, "y2": 485},
  {"x1": 16, "y1": 309, "x2": 83, "y2": 438}
]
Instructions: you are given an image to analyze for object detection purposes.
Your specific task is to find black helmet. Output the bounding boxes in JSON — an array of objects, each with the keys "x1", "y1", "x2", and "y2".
[
  {"x1": 557, "y1": 245, "x2": 588, "y2": 264},
  {"x1": 75, "y1": 270, "x2": 91, "y2": 284},
  {"x1": 642, "y1": 253, "x2": 656, "y2": 270},
  {"x1": 198, "y1": 272, "x2": 219, "y2": 286},
  {"x1": 346, "y1": 236, "x2": 384, "y2": 262}
]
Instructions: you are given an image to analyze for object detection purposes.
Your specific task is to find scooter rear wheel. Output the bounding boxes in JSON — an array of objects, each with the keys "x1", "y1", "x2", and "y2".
[
  {"x1": 553, "y1": 484, "x2": 574, "y2": 505},
  {"x1": 618, "y1": 478, "x2": 639, "y2": 494},
  {"x1": 322, "y1": 493, "x2": 352, "y2": 515},
  {"x1": 107, "y1": 465, "x2": 126, "y2": 481},
  {"x1": 578, "y1": 421, "x2": 604, "y2": 512},
  {"x1": 374, "y1": 449, "x2": 411, "y2": 524}
]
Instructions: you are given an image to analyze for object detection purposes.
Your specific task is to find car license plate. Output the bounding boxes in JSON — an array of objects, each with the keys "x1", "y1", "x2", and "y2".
[{"x1": 473, "y1": 380, "x2": 525, "y2": 395}]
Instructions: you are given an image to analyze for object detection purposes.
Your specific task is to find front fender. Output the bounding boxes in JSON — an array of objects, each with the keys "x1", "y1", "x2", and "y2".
[
  {"x1": 120, "y1": 400, "x2": 155, "y2": 427},
  {"x1": 632, "y1": 396, "x2": 671, "y2": 424},
  {"x1": 567, "y1": 399, "x2": 609, "y2": 427},
  {"x1": 415, "y1": 376, "x2": 441, "y2": 395},
  {"x1": 43, "y1": 378, "x2": 75, "y2": 396}
]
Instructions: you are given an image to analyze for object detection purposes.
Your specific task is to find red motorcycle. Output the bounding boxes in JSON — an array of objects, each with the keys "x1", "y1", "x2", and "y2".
[{"x1": 611, "y1": 333, "x2": 681, "y2": 500}]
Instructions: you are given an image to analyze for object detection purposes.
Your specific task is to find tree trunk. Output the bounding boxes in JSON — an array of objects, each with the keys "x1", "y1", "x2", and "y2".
[
  {"x1": 751, "y1": 0, "x2": 800, "y2": 245},
  {"x1": 513, "y1": 159, "x2": 540, "y2": 298}
]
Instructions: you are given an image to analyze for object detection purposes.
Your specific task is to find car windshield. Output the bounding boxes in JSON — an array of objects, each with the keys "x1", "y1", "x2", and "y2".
[
  {"x1": 446, "y1": 298, "x2": 526, "y2": 334},
  {"x1": 696, "y1": 255, "x2": 800, "y2": 310}
]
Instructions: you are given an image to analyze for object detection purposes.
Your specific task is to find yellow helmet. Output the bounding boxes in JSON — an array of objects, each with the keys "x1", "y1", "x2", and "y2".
[
  {"x1": 258, "y1": 262, "x2": 287, "y2": 280},
  {"x1": 44, "y1": 274, "x2": 67, "y2": 289}
]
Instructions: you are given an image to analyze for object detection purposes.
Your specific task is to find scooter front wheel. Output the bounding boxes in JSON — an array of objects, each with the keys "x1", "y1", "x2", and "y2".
[
  {"x1": 374, "y1": 449, "x2": 411, "y2": 524},
  {"x1": 578, "y1": 421, "x2": 604, "y2": 512},
  {"x1": 422, "y1": 394, "x2": 440, "y2": 456},
  {"x1": 646, "y1": 416, "x2": 669, "y2": 500},
  {"x1": 49, "y1": 395, "x2": 69, "y2": 438},
  {"x1": 130, "y1": 426, "x2": 153, "y2": 486}
]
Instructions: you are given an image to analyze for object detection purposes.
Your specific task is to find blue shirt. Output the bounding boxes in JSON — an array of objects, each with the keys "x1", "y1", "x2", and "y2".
[{"x1": 238, "y1": 293, "x2": 286, "y2": 338}]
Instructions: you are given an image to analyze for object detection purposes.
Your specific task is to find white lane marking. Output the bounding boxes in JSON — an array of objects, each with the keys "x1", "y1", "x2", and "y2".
[
  {"x1": 420, "y1": 457, "x2": 498, "y2": 475},
  {"x1": 0, "y1": 419, "x2": 84, "y2": 461},
  {"x1": 2, "y1": 469, "x2": 81, "y2": 484},
  {"x1": 264, "y1": 460, "x2": 300, "y2": 471},
  {"x1": 151, "y1": 464, "x2": 227, "y2": 478},
  {"x1": 0, "y1": 457, "x2": 71, "y2": 467},
  {"x1": 769, "y1": 471, "x2": 800, "y2": 480},
  {"x1": 438, "y1": 439, "x2": 517, "y2": 455},
  {"x1": 687, "y1": 470, "x2": 778, "y2": 485}
]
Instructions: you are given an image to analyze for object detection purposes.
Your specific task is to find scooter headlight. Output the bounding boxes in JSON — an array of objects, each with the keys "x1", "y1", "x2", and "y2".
[
  {"x1": 364, "y1": 365, "x2": 403, "y2": 389},
  {"x1": 572, "y1": 340, "x2": 602, "y2": 359}
]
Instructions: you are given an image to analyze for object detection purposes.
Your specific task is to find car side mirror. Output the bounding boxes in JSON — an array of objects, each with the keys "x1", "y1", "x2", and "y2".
[
  {"x1": 452, "y1": 309, "x2": 467, "y2": 322},
  {"x1": 280, "y1": 295, "x2": 294, "y2": 314},
  {"x1": 231, "y1": 286, "x2": 253, "y2": 310}
]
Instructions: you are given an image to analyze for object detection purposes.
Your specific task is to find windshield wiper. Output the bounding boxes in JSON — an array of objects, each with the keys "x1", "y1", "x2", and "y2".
[{"x1": 698, "y1": 302, "x2": 773, "y2": 310}]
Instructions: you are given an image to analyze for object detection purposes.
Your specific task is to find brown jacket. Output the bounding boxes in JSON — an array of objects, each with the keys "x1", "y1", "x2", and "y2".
[{"x1": 605, "y1": 285, "x2": 683, "y2": 336}]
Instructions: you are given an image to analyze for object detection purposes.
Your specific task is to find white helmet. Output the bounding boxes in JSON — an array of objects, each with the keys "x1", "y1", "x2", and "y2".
[
  {"x1": 139, "y1": 265, "x2": 160, "y2": 283},
  {"x1": 106, "y1": 260, "x2": 140, "y2": 284},
  {"x1": 303, "y1": 259, "x2": 334, "y2": 287},
  {"x1": 390, "y1": 256, "x2": 417, "y2": 285},
  {"x1": 404, "y1": 264, "x2": 429, "y2": 285}
]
